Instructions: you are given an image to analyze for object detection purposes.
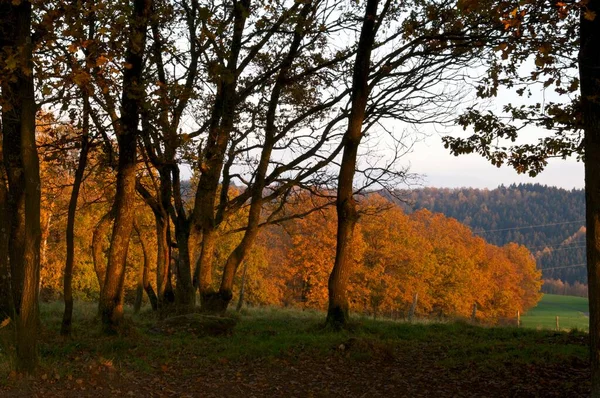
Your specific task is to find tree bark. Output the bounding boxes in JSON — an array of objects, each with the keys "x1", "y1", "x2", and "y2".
[
  {"x1": 0, "y1": 140, "x2": 12, "y2": 320},
  {"x1": 235, "y1": 261, "x2": 248, "y2": 313},
  {"x1": 61, "y1": 94, "x2": 90, "y2": 336},
  {"x1": 580, "y1": 2, "x2": 600, "y2": 394},
  {"x1": 99, "y1": 0, "x2": 151, "y2": 334},
  {"x1": 133, "y1": 220, "x2": 158, "y2": 313},
  {"x1": 327, "y1": 0, "x2": 380, "y2": 329},
  {"x1": 1, "y1": 0, "x2": 41, "y2": 372},
  {"x1": 92, "y1": 207, "x2": 115, "y2": 295},
  {"x1": 155, "y1": 212, "x2": 171, "y2": 310},
  {"x1": 174, "y1": 221, "x2": 195, "y2": 310}
]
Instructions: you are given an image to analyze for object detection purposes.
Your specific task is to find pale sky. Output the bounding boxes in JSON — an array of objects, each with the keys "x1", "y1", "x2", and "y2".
[{"x1": 402, "y1": 134, "x2": 584, "y2": 190}]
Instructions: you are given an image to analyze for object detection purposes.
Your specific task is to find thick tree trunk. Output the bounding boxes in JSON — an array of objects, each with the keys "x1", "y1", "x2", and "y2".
[
  {"x1": 197, "y1": 228, "x2": 217, "y2": 305},
  {"x1": 1, "y1": 0, "x2": 41, "y2": 372},
  {"x1": 99, "y1": 0, "x2": 151, "y2": 334},
  {"x1": 235, "y1": 261, "x2": 248, "y2": 312},
  {"x1": 580, "y1": 2, "x2": 600, "y2": 395},
  {"x1": 327, "y1": 0, "x2": 379, "y2": 329},
  {"x1": 61, "y1": 96, "x2": 90, "y2": 336},
  {"x1": 174, "y1": 222, "x2": 195, "y2": 310}
]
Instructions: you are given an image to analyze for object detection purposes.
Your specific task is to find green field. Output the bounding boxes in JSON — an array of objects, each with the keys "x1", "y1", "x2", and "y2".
[{"x1": 521, "y1": 294, "x2": 589, "y2": 331}]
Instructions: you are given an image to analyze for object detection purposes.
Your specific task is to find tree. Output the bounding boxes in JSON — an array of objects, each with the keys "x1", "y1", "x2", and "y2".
[
  {"x1": 327, "y1": 0, "x2": 501, "y2": 327},
  {"x1": 0, "y1": 0, "x2": 42, "y2": 372},
  {"x1": 99, "y1": 0, "x2": 152, "y2": 334},
  {"x1": 441, "y1": 1, "x2": 600, "y2": 392}
]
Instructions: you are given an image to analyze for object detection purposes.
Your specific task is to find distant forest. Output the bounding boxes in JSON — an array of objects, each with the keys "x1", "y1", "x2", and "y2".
[{"x1": 389, "y1": 184, "x2": 586, "y2": 285}]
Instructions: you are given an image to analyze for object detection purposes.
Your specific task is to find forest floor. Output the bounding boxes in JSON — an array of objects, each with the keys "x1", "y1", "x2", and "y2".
[{"x1": 0, "y1": 303, "x2": 591, "y2": 397}]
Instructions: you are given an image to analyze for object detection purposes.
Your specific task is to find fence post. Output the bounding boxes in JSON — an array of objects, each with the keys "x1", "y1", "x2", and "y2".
[
  {"x1": 517, "y1": 310, "x2": 520, "y2": 327},
  {"x1": 556, "y1": 316, "x2": 559, "y2": 331}
]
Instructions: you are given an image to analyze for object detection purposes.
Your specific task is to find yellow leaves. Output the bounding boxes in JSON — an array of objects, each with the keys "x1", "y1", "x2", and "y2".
[
  {"x1": 95, "y1": 55, "x2": 109, "y2": 68},
  {"x1": 72, "y1": 70, "x2": 90, "y2": 87},
  {"x1": 584, "y1": 9, "x2": 597, "y2": 21},
  {"x1": 68, "y1": 43, "x2": 79, "y2": 54}
]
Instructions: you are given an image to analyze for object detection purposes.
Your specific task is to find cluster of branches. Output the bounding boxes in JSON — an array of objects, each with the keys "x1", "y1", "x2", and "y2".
[{"x1": 1, "y1": 0, "x2": 519, "y2": 373}]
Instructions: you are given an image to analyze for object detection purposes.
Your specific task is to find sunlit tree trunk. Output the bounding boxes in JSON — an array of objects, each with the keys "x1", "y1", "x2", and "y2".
[
  {"x1": 99, "y1": 0, "x2": 151, "y2": 334},
  {"x1": 1, "y1": 0, "x2": 41, "y2": 372},
  {"x1": 92, "y1": 207, "x2": 114, "y2": 295},
  {"x1": 61, "y1": 94, "x2": 90, "y2": 336},
  {"x1": 133, "y1": 221, "x2": 158, "y2": 313},
  {"x1": 327, "y1": 0, "x2": 380, "y2": 329},
  {"x1": 580, "y1": 2, "x2": 600, "y2": 395},
  {"x1": 235, "y1": 261, "x2": 248, "y2": 312}
]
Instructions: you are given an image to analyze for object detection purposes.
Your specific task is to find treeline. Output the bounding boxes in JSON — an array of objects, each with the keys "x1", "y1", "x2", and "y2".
[
  {"x1": 39, "y1": 171, "x2": 542, "y2": 322},
  {"x1": 541, "y1": 279, "x2": 588, "y2": 298},
  {"x1": 390, "y1": 184, "x2": 586, "y2": 284}
]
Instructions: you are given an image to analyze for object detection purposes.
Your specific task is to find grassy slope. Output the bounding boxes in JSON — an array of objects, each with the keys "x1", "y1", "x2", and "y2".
[
  {"x1": 521, "y1": 294, "x2": 589, "y2": 331},
  {"x1": 0, "y1": 301, "x2": 592, "y2": 396}
]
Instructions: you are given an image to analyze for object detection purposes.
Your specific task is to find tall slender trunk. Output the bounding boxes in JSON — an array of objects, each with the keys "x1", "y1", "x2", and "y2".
[
  {"x1": 133, "y1": 221, "x2": 158, "y2": 313},
  {"x1": 203, "y1": 1, "x2": 311, "y2": 313},
  {"x1": 580, "y1": 2, "x2": 600, "y2": 394},
  {"x1": 99, "y1": 0, "x2": 151, "y2": 334},
  {"x1": 61, "y1": 95, "x2": 90, "y2": 336},
  {"x1": 327, "y1": 0, "x2": 380, "y2": 329},
  {"x1": 195, "y1": 0, "x2": 251, "y2": 305},
  {"x1": 0, "y1": 144, "x2": 12, "y2": 319},
  {"x1": 1, "y1": 0, "x2": 41, "y2": 372},
  {"x1": 92, "y1": 207, "x2": 114, "y2": 295},
  {"x1": 155, "y1": 213, "x2": 171, "y2": 309}
]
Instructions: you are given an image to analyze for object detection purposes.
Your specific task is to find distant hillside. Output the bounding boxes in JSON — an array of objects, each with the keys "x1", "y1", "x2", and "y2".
[{"x1": 388, "y1": 184, "x2": 586, "y2": 284}]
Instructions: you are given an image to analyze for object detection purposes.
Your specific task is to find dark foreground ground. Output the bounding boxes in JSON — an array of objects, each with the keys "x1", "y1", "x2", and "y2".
[{"x1": 0, "y1": 304, "x2": 591, "y2": 397}]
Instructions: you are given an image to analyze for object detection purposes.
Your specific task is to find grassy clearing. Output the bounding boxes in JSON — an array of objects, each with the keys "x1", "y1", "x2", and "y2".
[
  {"x1": 521, "y1": 294, "x2": 589, "y2": 332},
  {"x1": 0, "y1": 301, "x2": 591, "y2": 396},
  {"x1": 0, "y1": 302, "x2": 588, "y2": 376}
]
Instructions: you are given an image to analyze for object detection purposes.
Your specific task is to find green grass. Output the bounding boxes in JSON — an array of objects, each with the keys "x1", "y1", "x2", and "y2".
[
  {"x1": 521, "y1": 294, "x2": 589, "y2": 331},
  {"x1": 0, "y1": 300, "x2": 590, "y2": 386}
]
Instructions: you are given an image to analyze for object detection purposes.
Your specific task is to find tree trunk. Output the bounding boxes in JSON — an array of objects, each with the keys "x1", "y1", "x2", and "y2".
[
  {"x1": 133, "y1": 221, "x2": 158, "y2": 313},
  {"x1": 155, "y1": 213, "x2": 171, "y2": 310},
  {"x1": 206, "y1": 1, "x2": 311, "y2": 314},
  {"x1": 235, "y1": 261, "x2": 248, "y2": 312},
  {"x1": 194, "y1": 0, "x2": 251, "y2": 306},
  {"x1": 196, "y1": 227, "x2": 216, "y2": 303},
  {"x1": 408, "y1": 292, "x2": 418, "y2": 322},
  {"x1": 1, "y1": 0, "x2": 41, "y2": 373},
  {"x1": 0, "y1": 143, "x2": 12, "y2": 320},
  {"x1": 61, "y1": 94, "x2": 90, "y2": 336},
  {"x1": 580, "y1": 2, "x2": 600, "y2": 394},
  {"x1": 327, "y1": 0, "x2": 380, "y2": 329},
  {"x1": 99, "y1": 0, "x2": 151, "y2": 334},
  {"x1": 92, "y1": 207, "x2": 115, "y2": 295},
  {"x1": 174, "y1": 222, "x2": 195, "y2": 310}
]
